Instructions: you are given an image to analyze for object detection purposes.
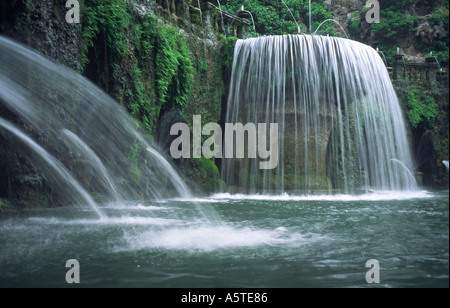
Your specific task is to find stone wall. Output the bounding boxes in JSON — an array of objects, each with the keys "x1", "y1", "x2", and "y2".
[{"x1": 391, "y1": 55, "x2": 449, "y2": 189}]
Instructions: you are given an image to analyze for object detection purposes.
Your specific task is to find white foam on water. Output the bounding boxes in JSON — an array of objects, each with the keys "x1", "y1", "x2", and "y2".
[
  {"x1": 166, "y1": 197, "x2": 228, "y2": 203},
  {"x1": 27, "y1": 216, "x2": 182, "y2": 226},
  {"x1": 117, "y1": 224, "x2": 324, "y2": 253},
  {"x1": 101, "y1": 203, "x2": 168, "y2": 211},
  {"x1": 208, "y1": 191, "x2": 433, "y2": 202}
]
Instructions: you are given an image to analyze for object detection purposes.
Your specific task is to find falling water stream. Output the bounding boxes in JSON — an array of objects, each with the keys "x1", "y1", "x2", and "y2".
[
  {"x1": 0, "y1": 36, "x2": 447, "y2": 288},
  {"x1": 222, "y1": 35, "x2": 418, "y2": 194},
  {"x1": 0, "y1": 36, "x2": 193, "y2": 206}
]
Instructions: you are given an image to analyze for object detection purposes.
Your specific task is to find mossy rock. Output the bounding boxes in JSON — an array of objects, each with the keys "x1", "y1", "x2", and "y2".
[{"x1": 178, "y1": 157, "x2": 224, "y2": 195}]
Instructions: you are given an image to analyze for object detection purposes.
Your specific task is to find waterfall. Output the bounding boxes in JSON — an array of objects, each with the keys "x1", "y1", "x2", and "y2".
[
  {"x1": 221, "y1": 35, "x2": 418, "y2": 194},
  {"x1": 0, "y1": 118, "x2": 106, "y2": 218},
  {"x1": 0, "y1": 36, "x2": 192, "y2": 211}
]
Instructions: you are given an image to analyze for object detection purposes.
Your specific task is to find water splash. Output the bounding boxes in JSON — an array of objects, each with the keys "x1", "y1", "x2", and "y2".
[
  {"x1": 61, "y1": 129, "x2": 121, "y2": 202},
  {"x1": 443, "y1": 160, "x2": 449, "y2": 171},
  {"x1": 0, "y1": 118, "x2": 106, "y2": 219},
  {"x1": 314, "y1": 19, "x2": 349, "y2": 39},
  {"x1": 390, "y1": 158, "x2": 419, "y2": 190},
  {"x1": 281, "y1": 0, "x2": 301, "y2": 34},
  {"x1": 0, "y1": 36, "x2": 199, "y2": 214},
  {"x1": 222, "y1": 35, "x2": 418, "y2": 194}
]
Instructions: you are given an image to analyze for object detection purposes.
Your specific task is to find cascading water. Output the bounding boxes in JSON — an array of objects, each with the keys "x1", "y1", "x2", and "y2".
[
  {"x1": 0, "y1": 118, "x2": 106, "y2": 219},
  {"x1": 0, "y1": 36, "x2": 446, "y2": 289},
  {"x1": 0, "y1": 36, "x2": 194, "y2": 215},
  {"x1": 222, "y1": 34, "x2": 418, "y2": 194}
]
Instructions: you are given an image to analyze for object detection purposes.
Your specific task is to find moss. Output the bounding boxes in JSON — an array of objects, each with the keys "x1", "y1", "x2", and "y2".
[
  {"x1": 199, "y1": 157, "x2": 219, "y2": 179},
  {"x1": 405, "y1": 90, "x2": 439, "y2": 129},
  {"x1": 195, "y1": 158, "x2": 222, "y2": 193},
  {"x1": 348, "y1": 12, "x2": 362, "y2": 41},
  {"x1": 127, "y1": 141, "x2": 145, "y2": 184},
  {"x1": 80, "y1": 0, "x2": 130, "y2": 89},
  {"x1": 123, "y1": 16, "x2": 195, "y2": 134},
  {"x1": 178, "y1": 158, "x2": 223, "y2": 194},
  {"x1": 221, "y1": 35, "x2": 237, "y2": 70},
  {"x1": 0, "y1": 198, "x2": 11, "y2": 213},
  {"x1": 155, "y1": 23, "x2": 194, "y2": 111},
  {"x1": 9, "y1": 0, "x2": 35, "y2": 32}
]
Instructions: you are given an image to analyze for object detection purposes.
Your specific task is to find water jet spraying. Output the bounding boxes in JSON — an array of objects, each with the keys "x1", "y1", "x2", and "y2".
[{"x1": 0, "y1": 36, "x2": 204, "y2": 216}]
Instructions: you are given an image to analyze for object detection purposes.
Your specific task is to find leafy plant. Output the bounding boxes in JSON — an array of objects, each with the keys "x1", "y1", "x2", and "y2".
[
  {"x1": 80, "y1": 0, "x2": 130, "y2": 88},
  {"x1": 348, "y1": 12, "x2": 362, "y2": 41},
  {"x1": 221, "y1": 0, "x2": 334, "y2": 36},
  {"x1": 406, "y1": 91, "x2": 438, "y2": 128},
  {"x1": 221, "y1": 35, "x2": 237, "y2": 69},
  {"x1": 155, "y1": 23, "x2": 194, "y2": 110},
  {"x1": 370, "y1": 9, "x2": 418, "y2": 40}
]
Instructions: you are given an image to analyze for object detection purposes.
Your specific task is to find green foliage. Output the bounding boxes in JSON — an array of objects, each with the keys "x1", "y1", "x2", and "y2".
[
  {"x1": 196, "y1": 158, "x2": 222, "y2": 193},
  {"x1": 80, "y1": 2, "x2": 194, "y2": 133},
  {"x1": 198, "y1": 60, "x2": 209, "y2": 73},
  {"x1": 364, "y1": 2, "x2": 416, "y2": 54},
  {"x1": 429, "y1": 11, "x2": 448, "y2": 27},
  {"x1": 371, "y1": 9, "x2": 418, "y2": 40},
  {"x1": 221, "y1": 0, "x2": 334, "y2": 36},
  {"x1": 127, "y1": 141, "x2": 145, "y2": 183},
  {"x1": 424, "y1": 6, "x2": 449, "y2": 66},
  {"x1": 126, "y1": 17, "x2": 195, "y2": 133},
  {"x1": 378, "y1": 0, "x2": 417, "y2": 11},
  {"x1": 359, "y1": 2, "x2": 449, "y2": 67},
  {"x1": 133, "y1": 14, "x2": 157, "y2": 65},
  {"x1": 80, "y1": 0, "x2": 130, "y2": 87},
  {"x1": 155, "y1": 24, "x2": 194, "y2": 110},
  {"x1": 221, "y1": 35, "x2": 237, "y2": 69},
  {"x1": 348, "y1": 12, "x2": 362, "y2": 41},
  {"x1": 406, "y1": 91, "x2": 438, "y2": 128},
  {"x1": 375, "y1": 43, "x2": 397, "y2": 66},
  {"x1": 127, "y1": 67, "x2": 154, "y2": 132},
  {"x1": 123, "y1": 14, "x2": 160, "y2": 134},
  {"x1": 0, "y1": 198, "x2": 11, "y2": 213},
  {"x1": 0, "y1": 0, "x2": 35, "y2": 32}
]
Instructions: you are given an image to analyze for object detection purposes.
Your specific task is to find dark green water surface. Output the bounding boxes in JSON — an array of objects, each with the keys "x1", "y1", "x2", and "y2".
[{"x1": 0, "y1": 191, "x2": 448, "y2": 288}]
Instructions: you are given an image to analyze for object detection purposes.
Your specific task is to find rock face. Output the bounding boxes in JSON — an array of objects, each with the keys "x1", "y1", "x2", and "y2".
[
  {"x1": 0, "y1": 0, "x2": 248, "y2": 207},
  {"x1": 416, "y1": 18, "x2": 447, "y2": 46},
  {"x1": 326, "y1": 0, "x2": 448, "y2": 62},
  {"x1": 0, "y1": 0, "x2": 83, "y2": 71},
  {"x1": 325, "y1": 0, "x2": 364, "y2": 38}
]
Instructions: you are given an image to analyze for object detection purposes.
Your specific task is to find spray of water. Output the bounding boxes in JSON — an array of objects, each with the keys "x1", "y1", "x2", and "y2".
[
  {"x1": 0, "y1": 36, "x2": 218, "y2": 220},
  {"x1": 0, "y1": 118, "x2": 106, "y2": 219}
]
